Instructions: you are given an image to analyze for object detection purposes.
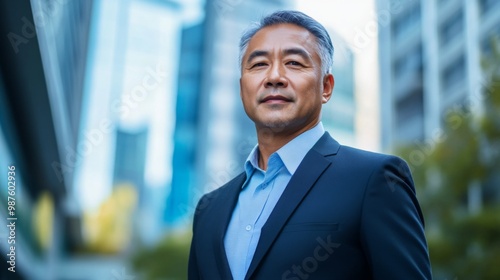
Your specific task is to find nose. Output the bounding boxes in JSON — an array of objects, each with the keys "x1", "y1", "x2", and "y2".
[{"x1": 264, "y1": 63, "x2": 288, "y2": 88}]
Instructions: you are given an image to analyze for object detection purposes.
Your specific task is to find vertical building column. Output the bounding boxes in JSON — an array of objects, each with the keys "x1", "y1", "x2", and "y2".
[
  {"x1": 421, "y1": 0, "x2": 441, "y2": 137},
  {"x1": 377, "y1": 0, "x2": 393, "y2": 150},
  {"x1": 464, "y1": 0, "x2": 482, "y2": 113},
  {"x1": 464, "y1": 0, "x2": 484, "y2": 218}
]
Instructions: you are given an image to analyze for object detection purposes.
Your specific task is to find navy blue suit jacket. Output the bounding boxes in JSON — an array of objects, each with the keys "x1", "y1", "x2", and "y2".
[{"x1": 188, "y1": 132, "x2": 431, "y2": 279}]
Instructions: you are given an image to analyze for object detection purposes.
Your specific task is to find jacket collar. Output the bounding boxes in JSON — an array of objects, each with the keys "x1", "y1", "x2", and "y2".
[
  {"x1": 245, "y1": 132, "x2": 340, "y2": 279},
  {"x1": 212, "y1": 132, "x2": 340, "y2": 280}
]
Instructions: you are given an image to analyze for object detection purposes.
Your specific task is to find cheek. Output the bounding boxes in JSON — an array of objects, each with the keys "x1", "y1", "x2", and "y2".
[
  {"x1": 241, "y1": 77, "x2": 257, "y2": 94},
  {"x1": 293, "y1": 78, "x2": 321, "y2": 96},
  {"x1": 240, "y1": 90, "x2": 256, "y2": 111},
  {"x1": 242, "y1": 83, "x2": 261, "y2": 101}
]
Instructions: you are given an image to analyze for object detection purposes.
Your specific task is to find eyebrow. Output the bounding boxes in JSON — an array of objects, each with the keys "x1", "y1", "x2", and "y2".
[
  {"x1": 283, "y1": 48, "x2": 312, "y2": 61},
  {"x1": 246, "y1": 50, "x2": 268, "y2": 64},
  {"x1": 246, "y1": 48, "x2": 312, "y2": 64}
]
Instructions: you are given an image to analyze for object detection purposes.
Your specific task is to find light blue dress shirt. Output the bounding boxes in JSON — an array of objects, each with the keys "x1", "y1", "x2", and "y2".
[{"x1": 224, "y1": 122, "x2": 325, "y2": 280}]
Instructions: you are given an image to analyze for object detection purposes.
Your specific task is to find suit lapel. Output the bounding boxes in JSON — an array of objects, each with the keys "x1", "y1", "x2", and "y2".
[{"x1": 245, "y1": 133, "x2": 340, "y2": 279}]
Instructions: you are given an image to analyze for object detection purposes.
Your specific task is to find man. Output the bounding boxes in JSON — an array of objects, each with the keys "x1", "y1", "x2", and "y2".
[{"x1": 189, "y1": 10, "x2": 431, "y2": 280}]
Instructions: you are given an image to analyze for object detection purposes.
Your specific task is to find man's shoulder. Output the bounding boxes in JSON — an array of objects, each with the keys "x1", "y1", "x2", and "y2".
[
  {"x1": 334, "y1": 144, "x2": 408, "y2": 169},
  {"x1": 313, "y1": 132, "x2": 407, "y2": 168},
  {"x1": 195, "y1": 172, "x2": 245, "y2": 209},
  {"x1": 204, "y1": 172, "x2": 246, "y2": 196},
  {"x1": 338, "y1": 145, "x2": 391, "y2": 160}
]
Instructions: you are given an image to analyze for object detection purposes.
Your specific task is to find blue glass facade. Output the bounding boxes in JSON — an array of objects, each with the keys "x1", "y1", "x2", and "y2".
[
  {"x1": 165, "y1": 23, "x2": 205, "y2": 226},
  {"x1": 113, "y1": 127, "x2": 149, "y2": 205}
]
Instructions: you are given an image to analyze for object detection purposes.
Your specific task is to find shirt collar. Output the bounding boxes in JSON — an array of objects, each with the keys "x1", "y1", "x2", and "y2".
[
  {"x1": 244, "y1": 122, "x2": 325, "y2": 177},
  {"x1": 244, "y1": 145, "x2": 260, "y2": 177}
]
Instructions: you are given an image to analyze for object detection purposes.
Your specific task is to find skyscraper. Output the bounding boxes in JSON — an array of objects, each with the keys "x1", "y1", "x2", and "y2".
[
  {"x1": 323, "y1": 30, "x2": 356, "y2": 146},
  {"x1": 377, "y1": 0, "x2": 500, "y2": 150},
  {"x1": 113, "y1": 127, "x2": 149, "y2": 204},
  {"x1": 0, "y1": 0, "x2": 93, "y2": 278},
  {"x1": 165, "y1": 23, "x2": 205, "y2": 226}
]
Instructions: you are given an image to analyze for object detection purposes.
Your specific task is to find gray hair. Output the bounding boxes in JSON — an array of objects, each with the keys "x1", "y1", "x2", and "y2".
[{"x1": 239, "y1": 10, "x2": 334, "y2": 74}]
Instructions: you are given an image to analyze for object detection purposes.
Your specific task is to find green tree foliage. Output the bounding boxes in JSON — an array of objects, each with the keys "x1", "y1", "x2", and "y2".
[
  {"x1": 397, "y1": 39, "x2": 500, "y2": 279},
  {"x1": 131, "y1": 232, "x2": 191, "y2": 280}
]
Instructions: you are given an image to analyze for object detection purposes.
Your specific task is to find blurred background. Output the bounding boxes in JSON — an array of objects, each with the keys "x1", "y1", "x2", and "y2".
[{"x1": 0, "y1": 0, "x2": 498, "y2": 279}]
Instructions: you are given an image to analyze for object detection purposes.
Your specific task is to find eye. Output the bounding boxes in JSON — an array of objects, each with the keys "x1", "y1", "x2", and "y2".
[
  {"x1": 286, "y1": 61, "x2": 303, "y2": 66},
  {"x1": 250, "y1": 62, "x2": 267, "y2": 69}
]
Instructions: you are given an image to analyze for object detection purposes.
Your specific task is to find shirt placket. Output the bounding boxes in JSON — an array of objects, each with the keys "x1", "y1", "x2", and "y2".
[{"x1": 243, "y1": 163, "x2": 284, "y2": 264}]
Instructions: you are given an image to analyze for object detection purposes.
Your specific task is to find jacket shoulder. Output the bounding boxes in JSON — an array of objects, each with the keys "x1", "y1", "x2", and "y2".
[
  {"x1": 316, "y1": 132, "x2": 407, "y2": 166},
  {"x1": 194, "y1": 172, "x2": 245, "y2": 214},
  {"x1": 336, "y1": 145, "x2": 409, "y2": 167}
]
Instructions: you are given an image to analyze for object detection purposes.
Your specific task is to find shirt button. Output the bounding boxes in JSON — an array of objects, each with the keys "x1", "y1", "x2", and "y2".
[{"x1": 245, "y1": 225, "x2": 252, "y2": 231}]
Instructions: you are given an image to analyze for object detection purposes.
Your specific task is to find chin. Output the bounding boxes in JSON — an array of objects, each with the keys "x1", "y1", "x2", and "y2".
[{"x1": 259, "y1": 119, "x2": 293, "y2": 132}]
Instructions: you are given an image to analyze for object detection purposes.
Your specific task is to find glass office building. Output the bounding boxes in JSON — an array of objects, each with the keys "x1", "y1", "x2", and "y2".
[
  {"x1": 378, "y1": 0, "x2": 500, "y2": 149},
  {"x1": 322, "y1": 30, "x2": 356, "y2": 146},
  {"x1": 0, "y1": 0, "x2": 93, "y2": 278}
]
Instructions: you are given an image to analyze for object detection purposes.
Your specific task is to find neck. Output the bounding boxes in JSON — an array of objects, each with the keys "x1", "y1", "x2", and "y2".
[{"x1": 256, "y1": 121, "x2": 318, "y2": 170}]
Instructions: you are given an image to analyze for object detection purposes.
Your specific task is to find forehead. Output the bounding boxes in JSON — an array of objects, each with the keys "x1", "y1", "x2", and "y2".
[{"x1": 244, "y1": 23, "x2": 319, "y2": 58}]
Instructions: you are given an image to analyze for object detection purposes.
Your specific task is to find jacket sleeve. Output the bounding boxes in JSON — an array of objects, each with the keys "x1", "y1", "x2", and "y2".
[{"x1": 360, "y1": 156, "x2": 432, "y2": 279}]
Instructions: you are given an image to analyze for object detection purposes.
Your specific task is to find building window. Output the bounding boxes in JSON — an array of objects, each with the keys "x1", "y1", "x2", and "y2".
[
  {"x1": 438, "y1": 0, "x2": 449, "y2": 6},
  {"x1": 391, "y1": 3, "x2": 421, "y2": 41},
  {"x1": 393, "y1": 45, "x2": 423, "y2": 79},
  {"x1": 439, "y1": 9, "x2": 464, "y2": 47},
  {"x1": 442, "y1": 56, "x2": 466, "y2": 90},
  {"x1": 395, "y1": 90, "x2": 425, "y2": 142},
  {"x1": 396, "y1": 90, "x2": 424, "y2": 123},
  {"x1": 479, "y1": 0, "x2": 499, "y2": 15},
  {"x1": 481, "y1": 26, "x2": 500, "y2": 56}
]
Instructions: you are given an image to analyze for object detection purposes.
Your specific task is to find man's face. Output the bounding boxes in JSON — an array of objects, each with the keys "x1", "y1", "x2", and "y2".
[{"x1": 240, "y1": 23, "x2": 334, "y2": 134}]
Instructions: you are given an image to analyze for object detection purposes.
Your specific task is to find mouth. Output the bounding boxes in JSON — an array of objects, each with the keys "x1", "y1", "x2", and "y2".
[{"x1": 260, "y1": 95, "x2": 293, "y2": 104}]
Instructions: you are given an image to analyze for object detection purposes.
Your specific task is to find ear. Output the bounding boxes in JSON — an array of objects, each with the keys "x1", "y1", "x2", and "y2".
[
  {"x1": 239, "y1": 77, "x2": 243, "y2": 100},
  {"x1": 321, "y1": 74, "x2": 334, "y2": 104}
]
